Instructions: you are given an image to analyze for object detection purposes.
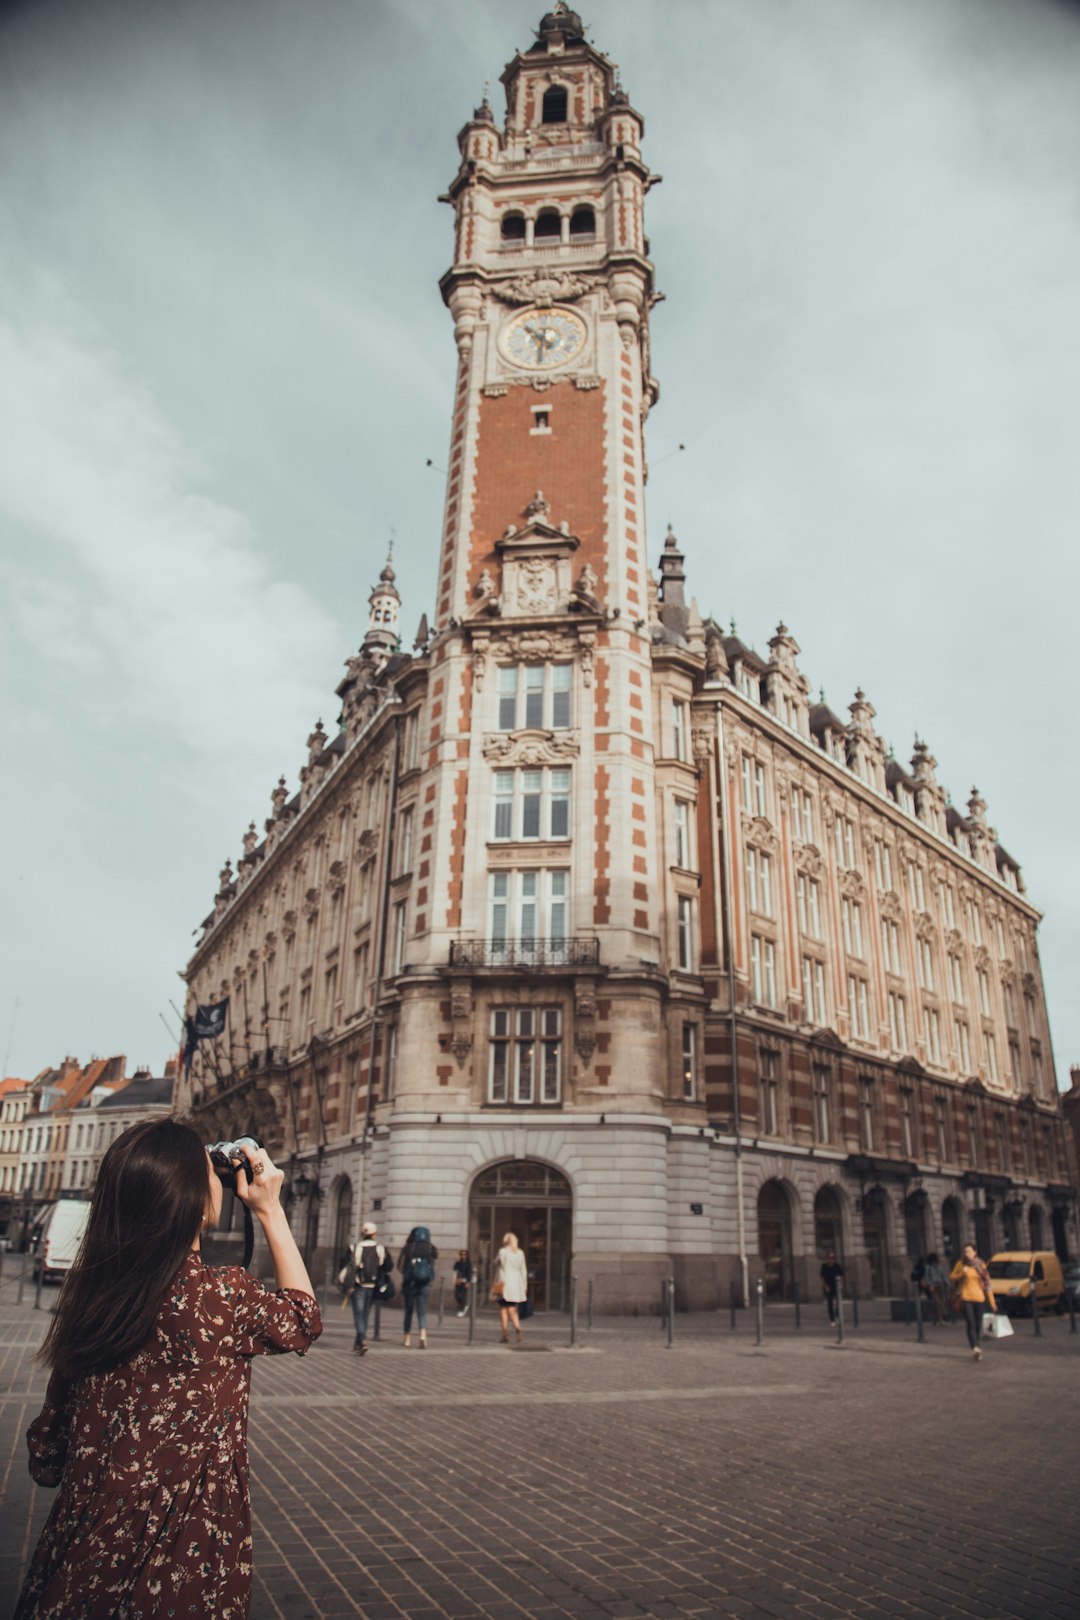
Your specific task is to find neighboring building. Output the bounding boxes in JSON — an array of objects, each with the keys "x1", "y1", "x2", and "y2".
[
  {"x1": 61, "y1": 1068, "x2": 176, "y2": 1194},
  {"x1": 1062, "y1": 1067, "x2": 1080, "y2": 1218},
  {"x1": 0, "y1": 1077, "x2": 31, "y2": 1242},
  {"x1": 178, "y1": 5, "x2": 1075, "y2": 1306}
]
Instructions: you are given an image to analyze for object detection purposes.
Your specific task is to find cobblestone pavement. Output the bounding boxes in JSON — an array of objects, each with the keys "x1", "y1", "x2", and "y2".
[{"x1": 2, "y1": 1268, "x2": 1078, "y2": 1619}]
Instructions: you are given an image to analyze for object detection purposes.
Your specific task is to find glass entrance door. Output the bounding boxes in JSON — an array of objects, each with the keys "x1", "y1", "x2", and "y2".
[{"x1": 469, "y1": 1162, "x2": 573, "y2": 1312}]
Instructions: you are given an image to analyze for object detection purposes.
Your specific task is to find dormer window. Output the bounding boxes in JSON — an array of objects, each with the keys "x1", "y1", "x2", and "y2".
[
  {"x1": 569, "y1": 206, "x2": 595, "y2": 241},
  {"x1": 501, "y1": 212, "x2": 526, "y2": 245},
  {"x1": 542, "y1": 85, "x2": 568, "y2": 124},
  {"x1": 534, "y1": 209, "x2": 561, "y2": 241}
]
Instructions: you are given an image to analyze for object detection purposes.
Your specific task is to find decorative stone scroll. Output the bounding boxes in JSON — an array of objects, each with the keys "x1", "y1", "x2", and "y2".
[
  {"x1": 839, "y1": 868, "x2": 867, "y2": 900},
  {"x1": 574, "y1": 986, "x2": 597, "y2": 1065},
  {"x1": 491, "y1": 270, "x2": 594, "y2": 306},
  {"x1": 794, "y1": 842, "x2": 825, "y2": 880},
  {"x1": 745, "y1": 816, "x2": 778, "y2": 854},
  {"x1": 450, "y1": 987, "x2": 473, "y2": 1067},
  {"x1": 482, "y1": 729, "x2": 581, "y2": 766}
]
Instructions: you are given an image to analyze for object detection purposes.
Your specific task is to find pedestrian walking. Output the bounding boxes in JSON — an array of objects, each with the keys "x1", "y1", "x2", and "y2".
[
  {"x1": 923, "y1": 1251, "x2": 949, "y2": 1325},
  {"x1": 13, "y1": 1120, "x2": 321, "y2": 1620},
  {"x1": 493, "y1": 1230, "x2": 529, "y2": 1343},
  {"x1": 950, "y1": 1242, "x2": 996, "y2": 1361},
  {"x1": 820, "y1": 1249, "x2": 845, "y2": 1323},
  {"x1": 344, "y1": 1221, "x2": 393, "y2": 1356},
  {"x1": 398, "y1": 1224, "x2": 438, "y2": 1348},
  {"x1": 453, "y1": 1248, "x2": 474, "y2": 1316}
]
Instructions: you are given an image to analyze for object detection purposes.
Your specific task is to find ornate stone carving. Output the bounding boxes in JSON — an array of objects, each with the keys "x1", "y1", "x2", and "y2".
[
  {"x1": 744, "y1": 816, "x2": 778, "y2": 854},
  {"x1": 794, "y1": 842, "x2": 825, "y2": 879},
  {"x1": 914, "y1": 912, "x2": 936, "y2": 942},
  {"x1": 328, "y1": 859, "x2": 347, "y2": 894},
  {"x1": 879, "y1": 889, "x2": 903, "y2": 922},
  {"x1": 491, "y1": 270, "x2": 594, "y2": 306},
  {"x1": 356, "y1": 829, "x2": 377, "y2": 865},
  {"x1": 839, "y1": 868, "x2": 866, "y2": 900},
  {"x1": 574, "y1": 986, "x2": 597, "y2": 1065},
  {"x1": 516, "y1": 555, "x2": 558, "y2": 614},
  {"x1": 450, "y1": 986, "x2": 473, "y2": 1067},
  {"x1": 691, "y1": 721, "x2": 715, "y2": 766},
  {"x1": 282, "y1": 910, "x2": 297, "y2": 942},
  {"x1": 303, "y1": 887, "x2": 320, "y2": 922},
  {"x1": 482, "y1": 729, "x2": 581, "y2": 765}
]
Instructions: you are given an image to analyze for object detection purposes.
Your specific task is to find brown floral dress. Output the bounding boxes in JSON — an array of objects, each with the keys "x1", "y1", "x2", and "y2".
[{"x1": 14, "y1": 1252, "x2": 322, "y2": 1620}]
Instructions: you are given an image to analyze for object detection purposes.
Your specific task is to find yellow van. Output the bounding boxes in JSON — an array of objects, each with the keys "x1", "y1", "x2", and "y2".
[{"x1": 987, "y1": 1251, "x2": 1065, "y2": 1316}]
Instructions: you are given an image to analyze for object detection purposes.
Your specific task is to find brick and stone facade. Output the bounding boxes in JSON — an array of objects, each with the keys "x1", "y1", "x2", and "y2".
[{"x1": 178, "y1": 5, "x2": 1075, "y2": 1307}]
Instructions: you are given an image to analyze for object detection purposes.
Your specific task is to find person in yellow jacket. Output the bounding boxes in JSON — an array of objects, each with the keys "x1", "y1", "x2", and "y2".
[{"x1": 950, "y1": 1243, "x2": 997, "y2": 1361}]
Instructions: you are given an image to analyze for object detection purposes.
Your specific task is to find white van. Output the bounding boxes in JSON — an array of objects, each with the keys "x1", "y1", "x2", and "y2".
[{"x1": 32, "y1": 1198, "x2": 91, "y2": 1282}]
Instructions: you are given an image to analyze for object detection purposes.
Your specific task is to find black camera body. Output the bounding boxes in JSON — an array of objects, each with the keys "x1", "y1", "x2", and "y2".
[{"x1": 206, "y1": 1137, "x2": 262, "y2": 1190}]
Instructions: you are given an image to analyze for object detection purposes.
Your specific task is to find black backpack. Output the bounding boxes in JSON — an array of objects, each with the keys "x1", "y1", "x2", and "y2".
[
  {"x1": 408, "y1": 1248, "x2": 435, "y2": 1285},
  {"x1": 358, "y1": 1243, "x2": 383, "y2": 1285}
]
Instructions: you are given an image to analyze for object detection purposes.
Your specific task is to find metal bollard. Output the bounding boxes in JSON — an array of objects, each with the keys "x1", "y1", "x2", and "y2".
[
  {"x1": 730, "y1": 1278, "x2": 737, "y2": 1331},
  {"x1": 914, "y1": 1281, "x2": 925, "y2": 1344},
  {"x1": 587, "y1": 1278, "x2": 594, "y2": 1332},
  {"x1": 372, "y1": 1297, "x2": 382, "y2": 1341},
  {"x1": 666, "y1": 1277, "x2": 675, "y2": 1348},
  {"x1": 1030, "y1": 1281, "x2": 1042, "y2": 1339},
  {"x1": 34, "y1": 1260, "x2": 44, "y2": 1311},
  {"x1": 437, "y1": 1278, "x2": 445, "y2": 1326},
  {"x1": 836, "y1": 1283, "x2": 845, "y2": 1345},
  {"x1": 1068, "y1": 1287, "x2": 1077, "y2": 1335},
  {"x1": 570, "y1": 1274, "x2": 578, "y2": 1348},
  {"x1": 467, "y1": 1276, "x2": 476, "y2": 1345},
  {"x1": 755, "y1": 1276, "x2": 764, "y2": 1346},
  {"x1": 324, "y1": 1258, "x2": 334, "y2": 1317},
  {"x1": 660, "y1": 1276, "x2": 667, "y2": 1334},
  {"x1": 18, "y1": 1253, "x2": 26, "y2": 1305},
  {"x1": 794, "y1": 1280, "x2": 801, "y2": 1331},
  {"x1": 851, "y1": 1283, "x2": 860, "y2": 1330}
]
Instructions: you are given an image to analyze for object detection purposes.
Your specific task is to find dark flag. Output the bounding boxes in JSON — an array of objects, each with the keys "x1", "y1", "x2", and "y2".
[{"x1": 183, "y1": 998, "x2": 229, "y2": 1075}]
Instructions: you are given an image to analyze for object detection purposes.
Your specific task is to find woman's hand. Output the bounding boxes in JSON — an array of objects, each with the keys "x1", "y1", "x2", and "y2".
[{"x1": 233, "y1": 1146, "x2": 285, "y2": 1216}]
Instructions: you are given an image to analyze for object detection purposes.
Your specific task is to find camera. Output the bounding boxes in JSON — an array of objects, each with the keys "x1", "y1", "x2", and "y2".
[{"x1": 206, "y1": 1137, "x2": 262, "y2": 1190}]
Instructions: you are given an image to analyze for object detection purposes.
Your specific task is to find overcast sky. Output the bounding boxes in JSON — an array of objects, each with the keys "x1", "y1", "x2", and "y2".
[{"x1": 2, "y1": 0, "x2": 1078, "y2": 1084}]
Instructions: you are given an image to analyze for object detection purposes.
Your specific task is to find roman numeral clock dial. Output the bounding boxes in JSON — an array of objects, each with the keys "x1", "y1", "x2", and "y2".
[{"x1": 499, "y1": 306, "x2": 587, "y2": 370}]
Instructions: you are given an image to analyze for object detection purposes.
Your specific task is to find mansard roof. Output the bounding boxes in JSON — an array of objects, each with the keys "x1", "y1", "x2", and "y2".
[
  {"x1": 809, "y1": 701, "x2": 846, "y2": 735},
  {"x1": 723, "y1": 635, "x2": 766, "y2": 672},
  {"x1": 97, "y1": 1074, "x2": 175, "y2": 1109}
]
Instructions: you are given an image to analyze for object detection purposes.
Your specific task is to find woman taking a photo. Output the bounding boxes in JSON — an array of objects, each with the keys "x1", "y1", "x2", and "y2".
[
  {"x1": 950, "y1": 1240, "x2": 997, "y2": 1362},
  {"x1": 493, "y1": 1230, "x2": 529, "y2": 1344},
  {"x1": 14, "y1": 1119, "x2": 321, "y2": 1619}
]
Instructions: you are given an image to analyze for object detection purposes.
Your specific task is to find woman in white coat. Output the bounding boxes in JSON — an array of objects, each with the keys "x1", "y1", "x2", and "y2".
[{"x1": 493, "y1": 1231, "x2": 528, "y2": 1343}]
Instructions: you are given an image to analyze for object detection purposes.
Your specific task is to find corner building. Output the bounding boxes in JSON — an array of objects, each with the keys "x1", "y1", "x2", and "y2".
[{"x1": 179, "y1": 6, "x2": 1075, "y2": 1308}]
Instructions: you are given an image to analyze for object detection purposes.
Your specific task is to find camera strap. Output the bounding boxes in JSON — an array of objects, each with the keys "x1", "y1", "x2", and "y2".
[{"x1": 242, "y1": 1207, "x2": 255, "y2": 1271}]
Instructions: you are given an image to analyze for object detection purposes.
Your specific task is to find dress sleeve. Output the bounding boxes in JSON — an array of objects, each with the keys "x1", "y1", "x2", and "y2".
[
  {"x1": 26, "y1": 1369, "x2": 76, "y2": 1487},
  {"x1": 216, "y1": 1265, "x2": 323, "y2": 1358}
]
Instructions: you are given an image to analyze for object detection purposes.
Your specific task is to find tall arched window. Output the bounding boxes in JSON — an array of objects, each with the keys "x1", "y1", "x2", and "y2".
[
  {"x1": 501, "y1": 212, "x2": 526, "y2": 244},
  {"x1": 534, "y1": 209, "x2": 561, "y2": 241},
  {"x1": 569, "y1": 206, "x2": 595, "y2": 241},
  {"x1": 542, "y1": 85, "x2": 568, "y2": 124}
]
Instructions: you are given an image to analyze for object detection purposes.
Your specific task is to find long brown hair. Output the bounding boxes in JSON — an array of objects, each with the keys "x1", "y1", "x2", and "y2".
[{"x1": 40, "y1": 1119, "x2": 210, "y2": 1379}]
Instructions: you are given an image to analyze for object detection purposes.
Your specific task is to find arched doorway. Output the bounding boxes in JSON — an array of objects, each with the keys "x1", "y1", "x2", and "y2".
[
  {"x1": 1051, "y1": 1206, "x2": 1069, "y2": 1263},
  {"x1": 813, "y1": 1185, "x2": 844, "y2": 1262},
  {"x1": 1028, "y1": 1205, "x2": 1045, "y2": 1250},
  {"x1": 758, "y1": 1180, "x2": 794, "y2": 1301},
  {"x1": 470, "y1": 1161, "x2": 572, "y2": 1312},
  {"x1": 942, "y1": 1196, "x2": 964, "y2": 1262},
  {"x1": 332, "y1": 1177, "x2": 353, "y2": 1266},
  {"x1": 904, "y1": 1192, "x2": 930, "y2": 1260},
  {"x1": 862, "y1": 1187, "x2": 891, "y2": 1295},
  {"x1": 1003, "y1": 1201, "x2": 1023, "y2": 1250}
]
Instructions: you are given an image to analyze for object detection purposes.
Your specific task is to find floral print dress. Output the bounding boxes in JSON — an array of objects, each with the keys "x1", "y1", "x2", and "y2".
[{"x1": 14, "y1": 1251, "x2": 322, "y2": 1620}]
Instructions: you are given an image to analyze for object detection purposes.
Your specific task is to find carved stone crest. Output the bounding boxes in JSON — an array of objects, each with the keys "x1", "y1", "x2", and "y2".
[
  {"x1": 482, "y1": 729, "x2": 581, "y2": 765},
  {"x1": 303, "y1": 887, "x2": 320, "y2": 922},
  {"x1": 839, "y1": 868, "x2": 867, "y2": 900},
  {"x1": 328, "y1": 859, "x2": 347, "y2": 894},
  {"x1": 356, "y1": 829, "x2": 377, "y2": 865},
  {"x1": 492, "y1": 270, "x2": 593, "y2": 306},
  {"x1": 745, "y1": 816, "x2": 778, "y2": 854},
  {"x1": 794, "y1": 842, "x2": 825, "y2": 879}
]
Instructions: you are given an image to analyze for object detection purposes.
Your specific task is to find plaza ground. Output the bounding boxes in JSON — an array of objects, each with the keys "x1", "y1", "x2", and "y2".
[{"x1": 2, "y1": 1266, "x2": 1078, "y2": 1620}]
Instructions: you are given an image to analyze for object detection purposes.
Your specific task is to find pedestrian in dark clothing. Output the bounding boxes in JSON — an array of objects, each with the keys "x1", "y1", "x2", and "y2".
[
  {"x1": 398, "y1": 1225, "x2": 438, "y2": 1348},
  {"x1": 453, "y1": 1249, "x2": 474, "y2": 1317},
  {"x1": 821, "y1": 1250, "x2": 845, "y2": 1323},
  {"x1": 343, "y1": 1221, "x2": 393, "y2": 1356}
]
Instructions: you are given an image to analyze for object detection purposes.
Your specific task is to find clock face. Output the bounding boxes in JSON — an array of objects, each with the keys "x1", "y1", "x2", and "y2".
[{"x1": 500, "y1": 307, "x2": 587, "y2": 370}]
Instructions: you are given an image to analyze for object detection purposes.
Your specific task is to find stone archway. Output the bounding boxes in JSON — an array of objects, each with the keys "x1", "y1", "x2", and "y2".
[
  {"x1": 862, "y1": 1186, "x2": 892, "y2": 1296},
  {"x1": 758, "y1": 1179, "x2": 796, "y2": 1302},
  {"x1": 942, "y1": 1195, "x2": 965, "y2": 1262},
  {"x1": 813, "y1": 1184, "x2": 845, "y2": 1264},
  {"x1": 469, "y1": 1160, "x2": 573, "y2": 1312},
  {"x1": 903, "y1": 1191, "x2": 930, "y2": 1260}
]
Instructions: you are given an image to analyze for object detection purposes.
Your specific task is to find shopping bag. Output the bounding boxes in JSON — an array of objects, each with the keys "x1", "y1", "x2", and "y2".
[{"x1": 983, "y1": 1313, "x2": 1014, "y2": 1339}]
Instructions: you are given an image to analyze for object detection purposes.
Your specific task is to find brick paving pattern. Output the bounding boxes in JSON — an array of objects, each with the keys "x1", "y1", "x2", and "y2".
[{"x1": 2, "y1": 1267, "x2": 1078, "y2": 1619}]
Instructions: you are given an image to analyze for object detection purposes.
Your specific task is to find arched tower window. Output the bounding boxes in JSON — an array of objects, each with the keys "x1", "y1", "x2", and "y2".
[
  {"x1": 501, "y1": 212, "x2": 526, "y2": 244},
  {"x1": 542, "y1": 85, "x2": 568, "y2": 124},
  {"x1": 534, "y1": 209, "x2": 561, "y2": 241},
  {"x1": 569, "y1": 206, "x2": 595, "y2": 241}
]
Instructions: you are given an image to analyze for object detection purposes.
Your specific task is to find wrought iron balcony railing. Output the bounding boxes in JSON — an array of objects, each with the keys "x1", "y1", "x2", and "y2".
[{"x1": 449, "y1": 937, "x2": 600, "y2": 969}]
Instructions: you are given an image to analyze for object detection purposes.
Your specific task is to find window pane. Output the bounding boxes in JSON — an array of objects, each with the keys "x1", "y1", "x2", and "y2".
[
  {"x1": 522, "y1": 783, "x2": 541, "y2": 838},
  {"x1": 524, "y1": 667, "x2": 544, "y2": 728},
  {"x1": 552, "y1": 665, "x2": 572, "y2": 729},
  {"x1": 498, "y1": 667, "x2": 517, "y2": 730}
]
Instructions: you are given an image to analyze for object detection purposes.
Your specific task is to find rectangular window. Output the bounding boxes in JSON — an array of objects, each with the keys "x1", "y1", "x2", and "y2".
[
  {"x1": 835, "y1": 815, "x2": 856, "y2": 869},
  {"x1": 397, "y1": 806, "x2": 413, "y2": 875},
  {"x1": 491, "y1": 767, "x2": 571, "y2": 842},
  {"x1": 681, "y1": 1023, "x2": 696, "y2": 1101},
  {"x1": 402, "y1": 709, "x2": 420, "y2": 772},
  {"x1": 955, "y1": 1018, "x2": 972, "y2": 1073},
  {"x1": 674, "y1": 800, "x2": 691, "y2": 869},
  {"x1": 752, "y1": 935, "x2": 777, "y2": 1008},
  {"x1": 677, "y1": 896, "x2": 694, "y2": 971},
  {"x1": 813, "y1": 1067, "x2": 831, "y2": 1144},
  {"x1": 880, "y1": 918, "x2": 901, "y2": 975},
  {"x1": 859, "y1": 1078, "x2": 875, "y2": 1153},
  {"x1": 976, "y1": 967, "x2": 991, "y2": 1017},
  {"x1": 488, "y1": 1008, "x2": 562, "y2": 1106},
  {"x1": 488, "y1": 870, "x2": 568, "y2": 958},
  {"x1": 740, "y1": 754, "x2": 753, "y2": 816},
  {"x1": 917, "y1": 937, "x2": 935, "y2": 993},
  {"x1": 1002, "y1": 980, "x2": 1016, "y2": 1027},
  {"x1": 965, "y1": 898, "x2": 982, "y2": 945},
  {"x1": 874, "y1": 840, "x2": 894, "y2": 891},
  {"x1": 994, "y1": 917, "x2": 1006, "y2": 958},
  {"x1": 672, "y1": 700, "x2": 688, "y2": 761},
  {"x1": 848, "y1": 975, "x2": 870, "y2": 1040},
  {"x1": 938, "y1": 881, "x2": 956, "y2": 930},
  {"x1": 496, "y1": 663, "x2": 574, "y2": 732},
  {"x1": 753, "y1": 762, "x2": 766, "y2": 818},
  {"x1": 842, "y1": 898, "x2": 864, "y2": 957},
  {"x1": 759, "y1": 1050, "x2": 780, "y2": 1135},
  {"x1": 797, "y1": 874, "x2": 822, "y2": 938},
  {"x1": 924, "y1": 1006, "x2": 942, "y2": 1065},
  {"x1": 935, "y1": 1094, "x2": 949, "y2": 1162},
  {"x1": 889, "y1": 991, "x2": 908, "y2": 1052},
  {"x1": 948, "y1": 953, "x2": 964, "y2": 1004},
  {"x1": 908, "y1": 862, "x2": 926, "y2": 913},
  {"x1": 745, "y1": 848, "x2": 773, "y2": 917},
  {"x1": 392, "y1": 903, "x2": 407, "y2": 973},
  {"x1": 384, "y1": 1026, "x2": 397, "y2": 1102},
  {"x1": 900, "y1": 1089, "x2": 915, "y2": 1159},
  {"x1": 985, "y1": 1032, "x2": 999, "y2": 1084},
  {"x1": 802, "y1": 957, "x2": 826, "y2": 1025}
]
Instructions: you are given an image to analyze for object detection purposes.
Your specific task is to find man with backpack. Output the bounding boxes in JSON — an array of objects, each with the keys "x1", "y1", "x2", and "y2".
[
  {"x1": 398, "y1": 1224, "x2": 438, "y2": 1349},
  {"x1": 345, "y1": 1222, "x2": 393, "y2": 1356}
]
